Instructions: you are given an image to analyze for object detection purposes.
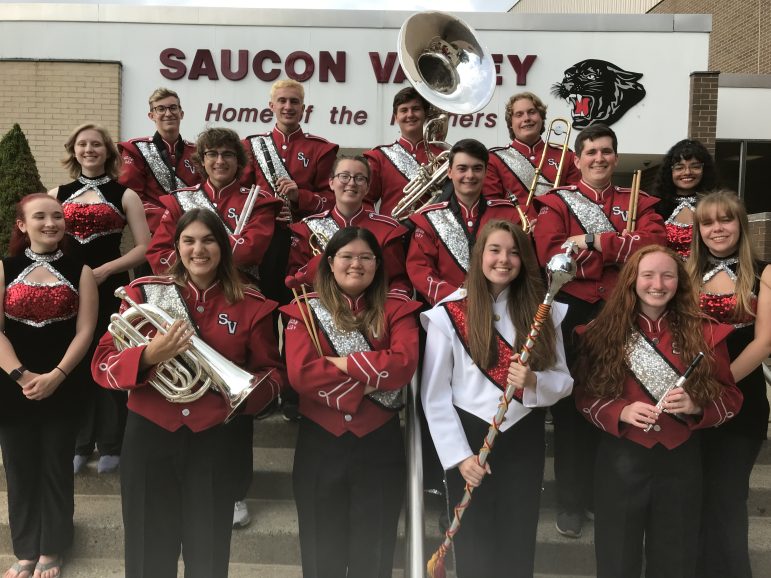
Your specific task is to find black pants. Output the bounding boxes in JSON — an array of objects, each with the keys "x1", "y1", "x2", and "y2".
[
  {"x1": 696, "y1": 428, "x2": 763, "y2": 578},
  {"x1": 594, "y1": 434, "x2": 702, "y2": 578},
  {"x1": 552, "y1": 293, "x2": 601, "y2": 514},
  {"x1": 292, "y1": 416, "x2": 405, "y2": 578},
  {"x1": 120, "y1": 412, "x2": 239, "y2": 578},
  {"x1": 0, "y1": 415, "x2": 79, "y2": 560},
  {"x1": 445, "y1": 408, "x2": 546, "y2": 578},
  {"x1": 75, "y1": 385, "x2": 127, "y2": 456}
]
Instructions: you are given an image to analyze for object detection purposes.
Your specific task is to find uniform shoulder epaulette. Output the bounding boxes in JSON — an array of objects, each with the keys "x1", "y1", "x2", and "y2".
[
  {"x1": 244, "y1": 287, "x2": 267, "y2": 301},
  {"x1": 172, "y1": 185, "x2": 200, "y2": 194},
  {"x1": 243, "y1": 133, "x2": 271, "y2": 141},
  {"x1": 302, "y1": 209, "x2": 332, "y2": 222},
  {"x1": 386, "y1": 290, "x2": 412, "y2": 302},
  {"x1": 127, "y1": 136, "x2": 153, "y2": 144},
  {"x1": 304, "y1": 133, "x2": 332, "y2": 144},
  {"x1": 130, "y1": 275, "x2": 173, "y2": 287},
  {"x1": 417, "y1": 201, "x2": 449, "y2": 214},
  {"x1": 614, "y1": 186, "x2": 651, "y2": 197},
  {"x1": 488, "y1": 145, "x2": 508, "y2": 153},
  {"x1": 368, "y1": 212, "x2": 400, "y2": 227},
  {"x1": 486, "y1": 198, "x2": 517, "y2": 207},
  {"x1": 182, "y1": 139, "x2": 195, "y2": 147}
]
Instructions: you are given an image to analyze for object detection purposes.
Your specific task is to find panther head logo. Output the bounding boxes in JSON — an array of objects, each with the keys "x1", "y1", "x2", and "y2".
[{"x1": 551, "y1": 59, "x2": 646, "y2": 129}]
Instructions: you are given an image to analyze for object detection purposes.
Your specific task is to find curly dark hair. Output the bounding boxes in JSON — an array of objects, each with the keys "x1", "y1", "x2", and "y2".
[{"x1": 652, "y1": 139, "x2": 717, "y2": 219}]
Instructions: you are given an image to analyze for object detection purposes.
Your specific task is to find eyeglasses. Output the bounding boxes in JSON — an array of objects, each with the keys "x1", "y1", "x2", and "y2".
[
  {"x1": 152, "y1": 104, "x2": 181, "y2": 115},
  {"x1": 203, "y1": 150, "x2": 237, "y2": 161},
  {"x1": 334, "y1": 253, "x2": 377, "y2": 265},
  {"x1": 672, "y1": 162, "x2": 704, "y2": 173},
  {"x1": 334, "y1": 173, "x2": 369, "y2": 185}
]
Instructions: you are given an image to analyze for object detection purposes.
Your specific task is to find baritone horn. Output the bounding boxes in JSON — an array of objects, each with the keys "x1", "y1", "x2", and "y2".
[
  {"x1": 108, "y1": 287, "x2": 272, "y2": 421},
  {"x1": 390, "y1": 11, "x2": 496, "y2": 220}
]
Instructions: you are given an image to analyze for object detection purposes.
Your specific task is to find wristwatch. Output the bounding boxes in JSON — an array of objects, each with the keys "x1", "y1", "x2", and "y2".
[
  {"x1": 584, "y1": 233, "x2": 595, "y2": 251},
  {"x1": 9, "y1": 365, "x2": 26, "y2": 381}
]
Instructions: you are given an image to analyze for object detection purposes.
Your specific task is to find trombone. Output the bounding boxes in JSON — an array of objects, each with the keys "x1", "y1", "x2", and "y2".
[{"x1": 523, "y1": 117, "x2": 572, "y2": 221}]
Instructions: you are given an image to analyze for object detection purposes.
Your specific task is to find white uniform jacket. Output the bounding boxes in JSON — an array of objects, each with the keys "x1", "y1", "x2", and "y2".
[{"x1": 420, "y1": 288, "x2": 573, "y2": 470}]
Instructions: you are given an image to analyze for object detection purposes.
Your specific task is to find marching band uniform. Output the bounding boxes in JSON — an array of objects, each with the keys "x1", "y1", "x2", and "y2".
[
  {"x1": 407, "y1": 197, "x2": 522, "y2": 306},
  {"x1": 0, "y1": 249, "x2": 89, "y2": 563},
  {"x1": 287, "y1": 206, "x2": 411, "y2": 294},
  {"x1": 696, "y1": 257, "x2": 770, "y2": 578},
  {"x1": 421, "y1": 289, "x2": 573, "y2": 578},
  {"x1": 484, "y1": 139, "x2": 581, "y2": 219},
  {"x1": 91, "y1": 276, "x2": 285, "y2": 578},
  {"x1": 576, "y1": 314, "x2": 741, "y2": 578},
  {"x1": 145, "y1": 179, "x2": 282, "y2": 280},
  {"x1": 241, "y1": 126, "x2": 339, "y2": 305},
  {"x1": 662, "y1": 195, "x2": 697, "y2": 259},
  {"x1": 533, "y1": 181, "x2": 666, "y2": 523},
  {"x1": 118, "y1": 133, "x2": 200, "y2": 231},
  {"x1": 363, "y1": 137, "x2": 445, "y2": 217},
  {"x1": 281, "y1": 291, "x2": 420, "y2": 578},
  {"x1": 57, "y1": 176, "x2": 131, "y2": 460}
]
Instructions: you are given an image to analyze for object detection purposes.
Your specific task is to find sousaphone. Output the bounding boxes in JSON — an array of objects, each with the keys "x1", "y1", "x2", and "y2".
[{"x1": 391, "y1": 11, "x2": 496, "y2": 220}]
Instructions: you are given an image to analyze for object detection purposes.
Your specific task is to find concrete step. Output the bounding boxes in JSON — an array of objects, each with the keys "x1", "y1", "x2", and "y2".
[
  {"x1": 4, "y1": 447, "x2": 770, "y2": 516},
  {"x1": 2, "y1": 491, "x2": 771, "y2": 576}
]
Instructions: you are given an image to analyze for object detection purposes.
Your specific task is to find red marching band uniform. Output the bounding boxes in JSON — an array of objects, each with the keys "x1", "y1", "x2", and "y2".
[
  {"x1": 407, "y1": 198, "x2": 522, "y2": 306},
  {"x1": 145, "y1": 179, "x2": 283, "y2": 276},
  {"x1": 287, "y1": 206, "x2": 412, "y2": 294},
  {"x1": 484, "y1": 139, "x2": 581, "y2": 219},
  {"x1": 91, "y1": 277, "x2": 285, "y2": 428},
  {"x1": 241, "y1": 127, "x2": 338, "y2": 217},
  {"x1": 363, "y1": 137, "x2": 446, "y2": 217},
  {"x1": 533, "y1": 182, "x2": 666, "y2": 303},
  {"x1": 118, "y1": 134, "x2": 201, "y2": 231}
]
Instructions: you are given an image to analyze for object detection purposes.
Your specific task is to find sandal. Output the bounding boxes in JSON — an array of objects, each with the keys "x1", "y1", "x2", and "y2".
[
  {"x1": 33, "y1": 558, "x2": 62, "y2": 578},
  {"x1": 5, "y1": 561, "x2": 36, "y2": 578}
]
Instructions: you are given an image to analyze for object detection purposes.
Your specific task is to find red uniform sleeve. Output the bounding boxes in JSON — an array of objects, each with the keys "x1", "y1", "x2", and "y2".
[
  {"x1": 363, "y1": 149, "x2": 385, "y2": 209},
  {"x1": 596, "y1": 193, "x2": 666, "y2": 266},
  {"x1": 482, "y1": 154, "x2": 515, "y2": 202},
  {"x1": 229, "y1": 195, "x2": 282, "y2": 268},
  {"x1": 287, "y1": 221, "x2": 315, "y2": 279},
  {"x1": 146, "y1": 196, "x2": 182, "y2": 274},
  {"x1": 406, "y1": 220, "x2": 459, "y2": 306},
  {"x1": 691, "y1": 325, "x2": 743, "y2": 430},
  {"x1": 118, "y1": 141, "x2": 166, "y2": 230},
  {"x1": 293, "y1": 141, "x2": 338, "y2": 216}
]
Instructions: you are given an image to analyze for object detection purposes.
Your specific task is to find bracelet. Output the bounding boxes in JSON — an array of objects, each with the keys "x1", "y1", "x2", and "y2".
[{"x1": 55, "y1": 366, "x2": 68, "y2": 378}]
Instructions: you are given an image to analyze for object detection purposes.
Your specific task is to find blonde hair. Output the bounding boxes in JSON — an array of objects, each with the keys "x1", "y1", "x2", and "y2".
[
  {"x1": 148, "y1": 87, "x2": 181, "y2": 110},
  {"x1": 688, "y1": 190, "x2": 757, "y2": 321},
  {"x1": 62, "y1": 123, "x2": 121, "y2": 180},
  {"x1": 505, "y1": 92, "x2": 547, "y2": 141},
  {"x1": 465, "y1": 220, "x2": 556, "y2": 371},
  {"x1": 270, "y1": 79, "x2": 305, "y2": 101}
]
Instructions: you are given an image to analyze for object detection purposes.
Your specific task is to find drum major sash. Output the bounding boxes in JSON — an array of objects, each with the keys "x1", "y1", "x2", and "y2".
[
  {"x1": 135, "y1": 141, "x2": 186, "y2": 193},
  {"x1": 306, "y1": 297, "x2": 403, "y2": 411},
  {"x1": 379, "y1": 142, "x2": 423, "y2": 181},
  {"x1": 555, "y1": 189, "x2": 617, "y2": 234},
  {"x1": 443, "y1": 300, "x2": 524, "y2": 403},
  {"x1": 625, "y1": 330, "x2": 686, "y2": 421},
  {"x1": 425, "y1": 208, "x2": 470, "y2": 273},
  {"x1": 493, "y1": 146, "x2": 552, "y2": 197},
  {"x1": 249, "y1": 135, "x2": 292, "y2": 194}
]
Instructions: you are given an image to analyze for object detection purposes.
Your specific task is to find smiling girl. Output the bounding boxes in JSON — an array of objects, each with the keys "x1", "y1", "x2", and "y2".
[
  {"x1": 421, "y1": 220, "x2": 572, "y2": 578},
  {"x1": 576, "y1": 245, "x2": 741, "y2": 578}
]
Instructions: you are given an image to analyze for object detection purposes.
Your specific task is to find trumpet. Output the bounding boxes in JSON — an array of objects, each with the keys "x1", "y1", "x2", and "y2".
[
  {"x1": 108, "y1": 287, "x2": 271, "y2": 421},
  {"x1": 524, "y1": 118, "x2": 572, "y2": 215}
]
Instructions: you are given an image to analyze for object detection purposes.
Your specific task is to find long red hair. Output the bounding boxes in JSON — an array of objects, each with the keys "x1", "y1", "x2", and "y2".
[{"x1": 8, "y1": 193, "x2": 66, "y2": 257}]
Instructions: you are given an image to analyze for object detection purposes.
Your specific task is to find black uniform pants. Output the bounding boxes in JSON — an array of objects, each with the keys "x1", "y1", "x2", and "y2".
[
  {"x1": 0, "y1": 415, "x2": 78, "y2": 560},
  {"x1": 120, "y1": 411, "x2": 239, "y2": 578},
  {"x1": 594, "y1": 433, "x2": 702, "y2": 578},
  {"x1": 552, "y1": 293, "x2": 601, "y2": 514},
  {"x1": 696, "y1": 427, "x2": 763, "y2": 578},
  {"x1": 74, "y1": 386, "x2": 127, "y2": 456},
  {"x1": 292, "y1": 416, "x2": 405, "y2": 578},
  {"x1": 445, "y1": 408, "x2": 546, "y2": 578}
]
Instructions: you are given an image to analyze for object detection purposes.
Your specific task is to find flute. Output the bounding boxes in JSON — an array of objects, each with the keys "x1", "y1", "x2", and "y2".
[{"x1": 644, "y1": 352, "x2": 704, "y2": 433}]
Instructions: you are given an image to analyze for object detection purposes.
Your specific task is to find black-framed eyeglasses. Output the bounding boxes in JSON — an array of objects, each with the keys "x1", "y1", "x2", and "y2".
[
  {"x1": 152, "y1": 104, "x2": 181, "y2": 115},
  {"x1": 203, "y1": 150, "x2": 237, "y2": 161},
  {"x1": 335, "y1": 173, "x2": 369, "y2": 185}
]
